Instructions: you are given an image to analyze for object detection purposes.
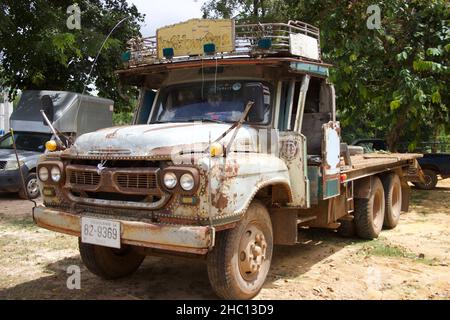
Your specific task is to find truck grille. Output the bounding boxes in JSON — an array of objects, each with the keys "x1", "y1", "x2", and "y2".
[
  {"x1": 116, "y1": 173, "x2": 157, "y2": 190},
  {"x1": 70, "y1": 171, "x2": 100, "y2": 186},
  {"x1": 0, "y1": 161, "x2": 6, "y2": 170},
  {"x1": 65, "y1": 164, "x2": 164, "y2": 197},
  {"x1": 64, "y1": 164, "x2": 169, "y2": 209}
]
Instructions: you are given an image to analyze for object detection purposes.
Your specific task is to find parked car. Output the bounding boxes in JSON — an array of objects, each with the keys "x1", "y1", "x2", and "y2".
[
  {"x1": 0, "y1": 90, "x2": 113, "y2": 199},
  {"x1": 352, "y1": 139, "x2": 450, "y2": 189}
]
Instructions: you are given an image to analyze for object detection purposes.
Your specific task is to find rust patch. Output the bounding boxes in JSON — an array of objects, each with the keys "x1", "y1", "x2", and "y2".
[
  {"x1": 213, "y1": 192, "x2": 229, "y2": 211},
  {"x1": 224, "y1": 159, "x2": 239, "y2": 177}
]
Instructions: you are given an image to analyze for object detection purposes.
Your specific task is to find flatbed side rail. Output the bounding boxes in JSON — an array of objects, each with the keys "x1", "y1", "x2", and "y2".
[{"x1": 341, "y1": 154, "x2": 423, "y2": 182}]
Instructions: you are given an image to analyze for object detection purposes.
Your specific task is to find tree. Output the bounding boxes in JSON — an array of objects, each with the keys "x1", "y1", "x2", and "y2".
[
  {"x1": 202, "y1": 0, "x2": 449, "y2": 150},
  {"x1": 0, "y1": 0, "x2": 144, "y2": 110}
]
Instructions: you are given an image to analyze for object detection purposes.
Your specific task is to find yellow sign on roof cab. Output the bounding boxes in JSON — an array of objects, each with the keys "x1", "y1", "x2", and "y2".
[{"x1": 156, "y1": 19, "x2": 235, "y2": 59}]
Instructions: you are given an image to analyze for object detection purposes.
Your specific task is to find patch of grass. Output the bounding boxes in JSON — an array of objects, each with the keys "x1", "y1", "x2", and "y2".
[
  {"x1": 0, "y1": 216, "x2": 36, "y2": 231},
  {"x1": 410, "y1": 190, "x2": 429, "y2": 206},
  {"x1": 361, "y1": 239, "x2": 438, "y2": 266},
  {"x1": 366, "y1": 241, "x2": 410, "y2": 258}
]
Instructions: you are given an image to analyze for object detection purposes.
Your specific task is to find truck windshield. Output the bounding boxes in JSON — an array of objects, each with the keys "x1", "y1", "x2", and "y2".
[
  {"x1": 151, "y1": 81, "x2": 271, "y2": 124},
  {"x1": 0, "y1": 132, "x2": 51, "y2": 152}
]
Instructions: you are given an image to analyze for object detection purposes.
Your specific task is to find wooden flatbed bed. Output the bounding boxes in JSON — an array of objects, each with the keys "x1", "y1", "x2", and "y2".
[{"x1": 342, "y1": 153, "x2": 423, "y2": 182}]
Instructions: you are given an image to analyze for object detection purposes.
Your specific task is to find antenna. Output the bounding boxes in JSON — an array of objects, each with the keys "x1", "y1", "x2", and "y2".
[{"x1": 76, "y1": 16, "x2": 131, "y2": 113}]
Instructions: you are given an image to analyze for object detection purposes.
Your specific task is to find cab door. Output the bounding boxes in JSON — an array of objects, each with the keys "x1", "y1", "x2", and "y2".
[{"x1": 276, "y1": 75, "x2": 310, "y2": 208}]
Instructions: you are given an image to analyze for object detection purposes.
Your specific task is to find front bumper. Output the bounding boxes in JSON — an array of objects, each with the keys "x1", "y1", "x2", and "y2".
[{"x1": 33, "y1": 206, "x2": 214, "y2": 254}]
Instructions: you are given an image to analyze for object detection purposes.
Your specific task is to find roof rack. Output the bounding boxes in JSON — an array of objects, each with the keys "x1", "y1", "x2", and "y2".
[{"x1": 123, "y1": 20, "x2": 321, "y2": 68}]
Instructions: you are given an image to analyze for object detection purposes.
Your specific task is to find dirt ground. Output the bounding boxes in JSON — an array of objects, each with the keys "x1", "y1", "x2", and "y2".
[{"x1": 0, "y1": 181, "x2": 449, "y2": 300}]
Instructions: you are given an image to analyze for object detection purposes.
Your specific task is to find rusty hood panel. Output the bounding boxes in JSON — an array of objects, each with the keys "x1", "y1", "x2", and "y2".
[{"x1": 65, "y1": 123, "x2": 259, "y2": 158}]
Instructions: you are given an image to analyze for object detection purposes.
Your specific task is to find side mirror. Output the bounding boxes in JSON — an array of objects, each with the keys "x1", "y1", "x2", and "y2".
[
  {"x1": 41, "y1": 95, "x2": 55, "y2": 125},
  {"x1": 243, "y1": 83, "x2": 266, "y2": 123}
]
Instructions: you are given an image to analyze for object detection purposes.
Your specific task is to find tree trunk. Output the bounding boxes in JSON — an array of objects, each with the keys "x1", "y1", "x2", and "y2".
[
  {"x1": 253, "y1": 0, "x2": 258, "y2": 18},
  {"x1": 386, "y1": 110, "x2": 408, "y2": 152}
]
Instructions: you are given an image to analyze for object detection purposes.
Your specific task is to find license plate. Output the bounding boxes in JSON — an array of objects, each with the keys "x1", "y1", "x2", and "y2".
[{"x1": 81, "y1": 217, "x2": 121, "y2": 249}]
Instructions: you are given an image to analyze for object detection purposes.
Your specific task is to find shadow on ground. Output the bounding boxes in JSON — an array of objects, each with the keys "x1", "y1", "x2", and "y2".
[{"x1": 0, "y1": 228, "x2": 356, "y2": 300}]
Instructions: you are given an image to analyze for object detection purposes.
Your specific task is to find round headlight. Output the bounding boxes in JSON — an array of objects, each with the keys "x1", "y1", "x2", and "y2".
[
  {"x1": 163, "y1": 172, "x2": 177, "y2": 189},
  {"x1": 180, "y1": 173, "x2": 195, "y2": 191},
  {"x1": 38, "y1": 167, "x2": 49, "y2": 182},
  {"x1": 51, "y1": 166, "x2": 61, "y2": 182}
]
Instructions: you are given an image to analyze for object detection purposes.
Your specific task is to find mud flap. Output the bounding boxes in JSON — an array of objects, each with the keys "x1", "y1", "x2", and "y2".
[{"x1": 271, "y1": 209, "x2": 298, "y2": 245}]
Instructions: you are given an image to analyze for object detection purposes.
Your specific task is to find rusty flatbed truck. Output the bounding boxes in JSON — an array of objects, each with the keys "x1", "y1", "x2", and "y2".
[{"x1": 33, "y1": 19, "x2": 422, "y2": 299}]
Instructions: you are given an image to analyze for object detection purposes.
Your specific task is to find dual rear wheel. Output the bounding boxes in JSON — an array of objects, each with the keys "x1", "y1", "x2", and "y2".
[{"x1": 352, "y1": 173, "x2": 402, "y2": 240}]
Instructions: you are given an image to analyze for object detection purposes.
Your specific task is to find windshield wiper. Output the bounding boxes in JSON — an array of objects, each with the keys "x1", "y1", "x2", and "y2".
[
  {"x1": 153, "y1": 118, "x2": 226, "y2": 124},
  {"x1": 190, "y1": 118, "x2": 226, "y2": 124},
  {"x1": 204, "y1": 100, "x2": 255, "y2": 154}
]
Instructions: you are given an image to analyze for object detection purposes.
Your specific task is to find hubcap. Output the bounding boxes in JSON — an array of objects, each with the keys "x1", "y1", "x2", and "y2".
[
  {"x1": 238, "y1": 224, "x2": 267, "y2": 281},
  {"x1": 27, "y1": 178, "x2": 39, "y2": 198}
]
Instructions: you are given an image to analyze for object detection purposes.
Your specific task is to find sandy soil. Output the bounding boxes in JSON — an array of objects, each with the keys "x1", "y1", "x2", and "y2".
[{"x1": 0, "y1": 181, "x2": 449, "y2": 300}]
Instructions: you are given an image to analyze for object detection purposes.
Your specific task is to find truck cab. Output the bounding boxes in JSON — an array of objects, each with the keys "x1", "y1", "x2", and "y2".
[{"x1": 34, "y1": 19, "x2": 422, "y2": 299}]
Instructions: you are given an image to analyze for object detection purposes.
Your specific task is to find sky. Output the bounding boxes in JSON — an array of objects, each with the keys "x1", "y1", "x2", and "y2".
[{"x1": 128, "y1": 0, "x2": 207, "y2": 37}]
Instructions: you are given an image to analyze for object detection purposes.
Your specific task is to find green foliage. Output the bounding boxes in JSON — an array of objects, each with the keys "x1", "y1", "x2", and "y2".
[
  {"x1": 113, "y1": 111, "x2": 134, "y2": 126},
  {"x1": 203, "y1": 0, "x2": 449, "y2": 149},
  {"x1": 0, "y1": 0, "x2": 144, "y2": 110}
]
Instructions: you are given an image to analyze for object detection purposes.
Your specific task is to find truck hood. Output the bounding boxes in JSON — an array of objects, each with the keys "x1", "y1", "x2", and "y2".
[{"x1": 69, "y1": 123, "x2": 260, "y2": 157}]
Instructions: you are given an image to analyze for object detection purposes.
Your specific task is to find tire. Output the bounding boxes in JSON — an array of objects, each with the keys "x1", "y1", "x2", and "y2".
[
  {"x1": 207, "y1": 200, "x2": 273, "y2": 300},
  {"x1": 78, "y1": 239, "x2": 145, "y2": 280},
  {"x1": 414, "y1": 169, "x2": 438, "y2": 190},
  {"x1": 337, "y1": 219, "x2": 356, "y2": 238},
  {"x1": 382, "y1": 173, "x2": 402, "y2": 229},
  {"x1": 354, "y1": 176, "x2": 385, "y2": 240},
  {"x1": 19, "y1": 173, "x2": 40, "y2": 199}
]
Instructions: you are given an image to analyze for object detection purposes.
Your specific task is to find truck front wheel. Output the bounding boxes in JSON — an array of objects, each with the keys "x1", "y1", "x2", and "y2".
[
  {"x1": 78, "y1": 239, "x2": 145, "y2": 280},
  {"x1": 207, "y1": 200, "x2": 273, "y2": 300},
  {"x1": 354, "y1": 176, "x2": 385, "y2": 239}
]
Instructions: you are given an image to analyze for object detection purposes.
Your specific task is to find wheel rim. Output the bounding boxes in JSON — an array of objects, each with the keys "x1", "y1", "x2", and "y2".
[
  {"x1": 238, "y1": 224, "x2": 267, "y2": 281},
  {"x1": 27, "y1": 178, "x2": 39, "y2": 198},
  {"x1": 373, "y1": 189, "x2": 383, "y2": 229},
  {"x1": 423, "y1": 174, "x2": 433, "y2": 187}
]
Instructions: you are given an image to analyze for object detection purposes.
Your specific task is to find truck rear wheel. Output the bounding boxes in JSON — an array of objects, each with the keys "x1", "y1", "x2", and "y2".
[
  {"x1": 78, "y1": 239, "x2": 145, "y2": 280},
  {"x1": 207, "y1": 200, "x2": 273, "y2": 300},
  {"x1": 382, "y1": 173, "x2": 402, "y2": 229},
  {"x1": 354, "y1": 176, "x2": 385, "y2": 239}
]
